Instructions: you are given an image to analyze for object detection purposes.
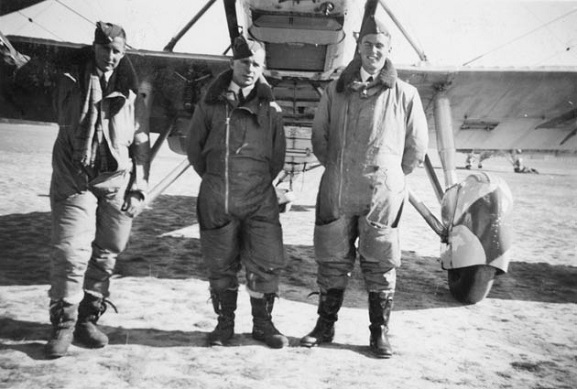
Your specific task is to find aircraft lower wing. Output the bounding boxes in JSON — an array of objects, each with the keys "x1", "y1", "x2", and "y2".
[{"x1": 399, "y1": 66, "x2": 577, "y2": 153}]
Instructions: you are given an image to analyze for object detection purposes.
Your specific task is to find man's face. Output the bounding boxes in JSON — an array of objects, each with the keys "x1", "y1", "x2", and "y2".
[
  {"x1": 94, "y1": 36, "x2": 126, "y2": 73},
  {"x1": 230, "y1": 49, "x2": 266, "y2": 88},
  {"x1": 358, "y1": 33, "x2": 391, "y2": 74}
]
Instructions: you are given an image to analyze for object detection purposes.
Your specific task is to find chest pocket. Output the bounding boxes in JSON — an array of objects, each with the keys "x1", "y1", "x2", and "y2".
[{"x1": 229, "y1": 108, "x2": 271, "y2": 158}]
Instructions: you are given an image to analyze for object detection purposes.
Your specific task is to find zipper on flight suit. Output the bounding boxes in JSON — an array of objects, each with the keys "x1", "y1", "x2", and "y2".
[
  {"x1": 338, "y1": 100, "x2": 350, "y2": 210},
  {"x1": 225, "y1": 105, "x2": 230, "y2": 214},
  {"x1": 224, "y1": 103, "x2": 254, "y2": 214}
]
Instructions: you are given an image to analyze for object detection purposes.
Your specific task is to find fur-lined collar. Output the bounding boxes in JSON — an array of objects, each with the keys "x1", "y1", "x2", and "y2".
[
  {"x1": 336, "y1": 56, "x2": 397, "y2": 93},
  {"x1": 204, "y1": 69, "x2": 274, "y2": 105}
]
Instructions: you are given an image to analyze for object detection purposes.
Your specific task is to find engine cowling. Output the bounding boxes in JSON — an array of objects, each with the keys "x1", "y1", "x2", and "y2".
[{"x1": 440, "y1": 172, "x2": 514, "y2": 273}]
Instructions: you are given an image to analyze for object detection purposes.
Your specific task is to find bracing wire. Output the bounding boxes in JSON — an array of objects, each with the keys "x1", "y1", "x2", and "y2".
[
  {"x1": 523, "y1": 4, "x2": 577, "y2": 65},
  {"x1": 14, "y1": 0, "x2": 92, "y2": 42},
  {"x1": 54, "y1": 0, "x2": 95, "y2": 27},
  {"x1": 48, "y1": 0, "x2": 134, "y2": 49},
  {"x1": 17, "y1": 10, "x2": 64, "y2": 41},
  {"x1": 534, "y1": 43, "x2": 577, "y2": 66},
  {"x1": 385, "y1": 0, "x2": 426, "y2": 60},
  {"x1": 11, "y1": 0, "x2": 50, "y2": 34},
  {"x1": 462, "y1": 7, "x2": 577, "y2": 66}
]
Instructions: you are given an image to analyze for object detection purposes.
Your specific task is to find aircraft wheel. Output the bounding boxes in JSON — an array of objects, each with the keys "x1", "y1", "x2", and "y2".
[{"x1": 447, "y1": 265, "x2": 497, "y2": 304}]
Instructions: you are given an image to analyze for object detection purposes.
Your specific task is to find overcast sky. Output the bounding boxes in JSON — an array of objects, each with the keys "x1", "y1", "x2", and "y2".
[{"x1": 1, "y1": 0, "x2": 577, "y2": 67}]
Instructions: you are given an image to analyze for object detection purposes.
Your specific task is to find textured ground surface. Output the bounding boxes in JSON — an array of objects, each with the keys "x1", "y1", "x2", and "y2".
[{"x1": 1, "y1": 123, "x2": 575, "y2": 389}]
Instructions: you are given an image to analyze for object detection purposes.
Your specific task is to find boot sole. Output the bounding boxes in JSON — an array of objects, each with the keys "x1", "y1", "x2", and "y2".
[
  {"x1": 252, "y1": 333, "x2": 288, "y2": 349},
  {"x1": 300, "y1": 337, "x2": 333, "y2": 348},
  {"x1": 45, "y1": 350, "x2": 67, "y2": 359},
  {"x1": 208, "y1": 337, "x2": 233, "y2": 347},
  {"x1": 207, "y1": 329, "x2": 234, "y2": 347},
  {"x1": 74, "y1": 326, "x2": 108, "y2": 349},
  {"x1": 45, "y1": 341, "x2": 71, "y2": 358},
  {"x1": 74, "y1": 342, "x2": 107, "y2": 349},
  {"x1": 370, "y1": 344, "x2": 393, "y2": 359},
  {"x1": 45, "y1": 333, "x2": 74, "y2": 359},
  {"x1": 73, "y1": 335, "x2": 108, "y2": 349}
]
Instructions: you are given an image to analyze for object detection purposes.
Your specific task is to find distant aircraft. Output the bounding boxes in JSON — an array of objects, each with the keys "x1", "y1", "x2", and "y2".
[
  {"x1": 1, "y1": 0, "x2": 575, "y2": 304},
  {"x1": 465, "y1": 149, "x2": 540, "y2": 173}
]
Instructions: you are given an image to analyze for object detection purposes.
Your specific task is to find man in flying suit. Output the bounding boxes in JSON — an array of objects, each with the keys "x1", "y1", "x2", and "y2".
[
  {"x1": 187, "y1": 36, "x2": 288, "y2": 348},
  {"x1": 300, "y1": 16, "x2": 429, "y2": 358}
]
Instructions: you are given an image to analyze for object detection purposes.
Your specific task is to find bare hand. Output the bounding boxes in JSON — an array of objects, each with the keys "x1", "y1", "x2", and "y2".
[{"x1": 122, "y1": 192, "x2": 145, "y2": 217}]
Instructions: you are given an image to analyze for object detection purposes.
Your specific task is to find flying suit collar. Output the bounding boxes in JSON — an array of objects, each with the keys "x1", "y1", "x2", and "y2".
[
  {"x1": 336, "y1": 55, "x2": 397, "y2": 93},
  {"x1": 203, "y1": 69, "x2": 274, "y2": 105},
  {"x1": 203, "y1": 69, "x2": 277, "y2": 127}
]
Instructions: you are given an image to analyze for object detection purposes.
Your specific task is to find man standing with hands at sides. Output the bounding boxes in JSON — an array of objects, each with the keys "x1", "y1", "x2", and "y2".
[
  {"x1": 45, "y1": 22, "x2": 150, "y2": 358},
  {"x1": 300, "y1": 16, "x2": 428, "y2": 358},
  {"x1": 187, "y1": 36, "x2": 288, "y2": 349}
]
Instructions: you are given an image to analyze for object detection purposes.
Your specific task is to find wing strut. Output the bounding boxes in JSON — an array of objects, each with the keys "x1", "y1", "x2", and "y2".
[
  {"x1": 145, "y1": 159, "x2": 191, "y2": 206},
  {"x1": 222, "y1": 0, "x2": 239, "y2": 55},
  {"x1": 223, "y1": 0, "x2": 240, "y2": 42},
  {"x1": 408, "y1": 189, "x2": 446, "y2": 241},
  {"x1": 377, "y1": 0, "x2": 428, "y2": 62},
  {"x1": 150, "y1": 122, "x2": 175, "y2": 163},
  {"x1": 164, "y1": 0, "x2": 218, "y2": 52},
  {"x1": 423, "y1": 154, "x2": 444, "y2": 203},
  {"x1": 434, "y1": 92, "x2": 458, "y2": 188}
]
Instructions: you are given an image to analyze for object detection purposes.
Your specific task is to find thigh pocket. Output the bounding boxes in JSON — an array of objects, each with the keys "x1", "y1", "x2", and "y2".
[
  {"x1": 200, "y1": 221, "x2": 239, "y2": 268},
  {"x1": 358, "y1": 216, "x2": 401, "y2": 267},
  {"x1": 314, "y1": 217, "x2": 351, "y2": 263},
  {"x1": 89, "y1": 170, "x2": 130, "y2": 198}
]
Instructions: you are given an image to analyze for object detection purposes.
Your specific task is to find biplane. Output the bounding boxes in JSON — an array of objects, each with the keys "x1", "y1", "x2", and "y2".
[{"x1": 1, "y1": 0, "x2": 576, "y2": 305}]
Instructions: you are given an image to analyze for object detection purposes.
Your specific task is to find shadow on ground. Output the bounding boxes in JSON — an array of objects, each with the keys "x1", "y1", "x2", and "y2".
[
  {"x1": 0, "y1": 317, "x2": 205, "y2": 360},
  {"x1": 0, "y1": 316, "x2": 381, "y2": 361},
  {"x1": 1, "y1": 195, "x2": 575, "y2": 310}
]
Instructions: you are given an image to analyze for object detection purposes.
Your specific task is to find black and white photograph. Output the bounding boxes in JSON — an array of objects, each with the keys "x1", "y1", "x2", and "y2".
[{"x1": 1, "y1": 1, "x2": 575, "y2": 388}]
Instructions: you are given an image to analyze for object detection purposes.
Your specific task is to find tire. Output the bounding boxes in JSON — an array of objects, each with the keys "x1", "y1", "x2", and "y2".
[{"x1": 447, "y1": 265, "x2": 497, "y2": 304}]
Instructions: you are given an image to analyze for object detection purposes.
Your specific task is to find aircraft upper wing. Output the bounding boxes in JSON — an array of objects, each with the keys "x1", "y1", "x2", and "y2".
[
  {"x1": 0, "y1": 35, "x2": 230, "y2": 133},
  {"x1": 3, "y1": 35, "x2": 577, "y2": 156},
  {"x1": 398, "y1": 65, "x2": 577, "y2": 153},
  {"x1": 0, "y1": 0, "x2": 46, "y2": 16}
]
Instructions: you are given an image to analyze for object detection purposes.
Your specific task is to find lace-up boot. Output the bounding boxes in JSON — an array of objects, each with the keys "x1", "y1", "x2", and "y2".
[
  {"x1": 45, "y1": 300, "x2": 77, "y2": 359},
  {"x1": 74, "y1": 293, "x2": 116, "y2": 348}
]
